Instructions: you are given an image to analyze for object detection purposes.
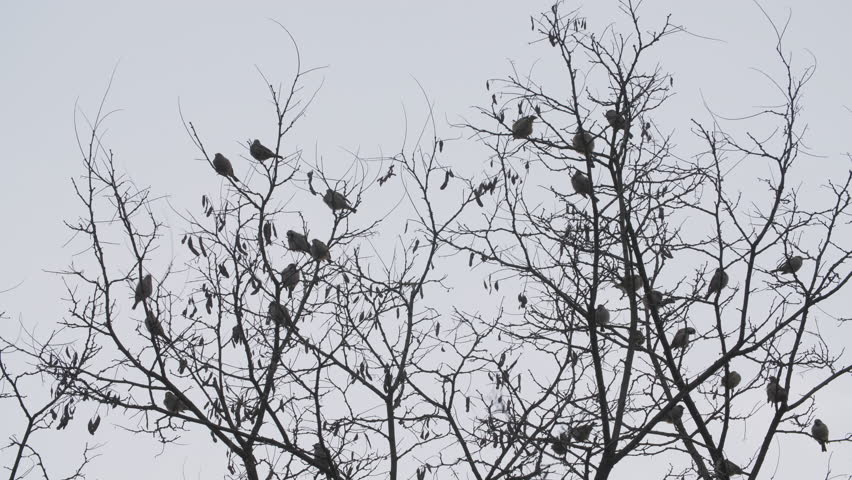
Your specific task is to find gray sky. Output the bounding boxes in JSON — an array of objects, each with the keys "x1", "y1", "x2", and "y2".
[{"x1": 2, "y1": 1, "x2": 851, "y2": 479}]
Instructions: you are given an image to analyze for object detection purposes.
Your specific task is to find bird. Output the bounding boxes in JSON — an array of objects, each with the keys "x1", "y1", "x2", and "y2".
[
  {"x1": 212, "y1": 153, "x2": 238, "y2": 180},
  {"x1": 629, "y1": 329, "x2": 645, "y2": 348},
  {"x1": 570, "y1": 423, "x2": 593, "y2": 443},
  {"x1": 704, "y1": 267, "x2": 729, "y2": 299},
  {"x1": 281, "y1": 264, "x2": 300, "y2": 294},
  {"x1": 286, "y1": 230, "x2": 311, "y2": 253},
  {"x1": 721, "y1": 371, "x2": 742, "y2": 390},
  {"x1": 132, "y1": 274, "x2": 153, "y2": 310},
  {"x1": 765, "y1": 376, "x2": 788, "y2": 406},
  {"x1": 670, "y1": 327, "x2": 696, "y2": 350},
  {"x1": 145, "y1": 311, "x2": 165, "y2": 338},
  {"x1": 163, "y1": 391, "x2": 187, "y2": 414},
  {"x1": 615, "y1": 274, "x2": 643, "y2": 296},
  {"x1": 572, "y1": 130, "x2": 595, "y2": 155},
  {"x1": 571, "y1": 170, "x2": 599, "y2": 203},
  {"x1": 714, "y1": 458, "x2": 745, "y2": 477},
  {"x1": 313, "y1": 442, "x2": 334, "y2": 472},
  {"x1": 323, "y1": 189, "x2": 356, "y2": 212},
  {"x1": 604, "y1": 110, "x2": 628, "y2": 131},
  {"x1": 249, "y1": 139, "x2": 282, "y2": 161},
  {"x1": 773, "y1": 255, "x2": 803, "y2": 275},
  {"x1": 811, "y1": 419, "x2": 829, "y2": 452},
  {"x1": 642, "y1": 289, "x2": 666, "y2": 309},
  {"x1": 550, "y1": 432, "x2": 570, "y2": 455},
  {"x1": 594, "y1": 305, "x2": 610, "y2": 330},
  {"x1": 310, "y1": 239, "x2": 330, "y2": 262},
  {"x1": 661, "y1": 404, "x2": 684, "y2": 424},
  {"x1": 511, "y1": 115, "x2": 536, "y2": 140},
  {"x1": 267, "y1": 301, "x2": 295, "y2": 330}
]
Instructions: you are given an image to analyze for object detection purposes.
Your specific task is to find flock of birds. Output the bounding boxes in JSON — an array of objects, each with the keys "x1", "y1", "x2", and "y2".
[
  {"x1": 547, "y1": 254, "x2": 828, "y2": 473},
  {"x1": 509, "y1": 114, "x2": 830, "y2": 466},
  {"x1": 122, "y1": 139, "x2": 361, "y2": 473},
  {"x1": 124, "y1": 131, "x2": 829, "y2": 474}
]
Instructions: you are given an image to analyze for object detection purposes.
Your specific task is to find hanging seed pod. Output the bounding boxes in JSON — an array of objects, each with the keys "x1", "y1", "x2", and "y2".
[{"x1": 188, "y1": 238, "x2": 199, "y2": 256}]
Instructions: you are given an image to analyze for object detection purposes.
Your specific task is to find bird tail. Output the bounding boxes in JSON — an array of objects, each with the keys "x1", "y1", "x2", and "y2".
[
  {"x1": 132, "y1": 299, "x2": 140, "y2": 310},
  {"x1": 821, "y1": 442, "x2": 827, "y2": 452}
]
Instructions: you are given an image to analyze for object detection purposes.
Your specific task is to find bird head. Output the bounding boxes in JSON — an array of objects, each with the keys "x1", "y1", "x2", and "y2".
[{"x1": 686, "y1": 327, "x2": 696, "y2": 334}]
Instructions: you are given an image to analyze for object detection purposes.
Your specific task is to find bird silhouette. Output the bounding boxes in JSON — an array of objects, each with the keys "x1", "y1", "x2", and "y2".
[
  {"x1": 773, "y1": 255, "x2": 803, "y2": 275},
  {"x1": 765, "y1": 376, "x2": 788, "y2": 405},
  {"x1": 670, "y1": 327, "x2": 696, "y2": 350},
  {"x1": 281, "y1": 264, "x2": 300, "y2": 294},
  {"x1": 286, "y1": 230, "x2": 311, "y2": 253},
  {"x1": 323, "y1": 189, "x2": 356, "y2": 212},
  {"x1": 604, "y1": 110, "x2": 628, "y2": 131},
  {"x1": 212, "y1": 153, "x2": 238, "y2": 180},
  {"x1": 704, "y1": 268, "x2": 729, "y2": 299},
  {"x1": 721, "y1": 371, "x2": 741, "y2": 390},
  {"x1": 310, "y1": 239, "x2": 330, "y2": 262},
  {"x1": 250, "y1": 139, "x2": 282, "y2": 161},
  {"x1": 133, "y1": 274, "x2": 153, "y2": 310},
  {"x1": 163, "y1": 391, "x2": 187, "y2": 414},
  {"x1": 572, "y1": 130, "x2": 595, "y2": 155},
  {"x1": 511, "y1": 115, "x2": 536, "y2": 139},
  {"x1": 571, "y1": 170, "x2": 599, "y2": 203},
  {"x1": 811, "y1": 419, "x2": 829, "y2": 452}
]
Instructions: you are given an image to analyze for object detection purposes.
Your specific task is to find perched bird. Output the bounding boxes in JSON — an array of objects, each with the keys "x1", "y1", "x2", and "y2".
[
  {"x1": 551, "y1": 432, "x2": 570, "y2": 455},
  {"x1": 642, "y1": 289, "x2": 666, "y2": 309},
  {"x1": 765, "y1": 376, "x2": 788, "y2": 406},
  {"x1": 615, "y1": 274, "x2": 643, "y2": 296},
  {"x1": 132, "y1": 274, "x2": 153, "y2": 310},
  {"x1": 570, "y1": 423, "x2": 593, "y2": 443},
  {"x1": 310, "y1": 239, "x2": 330, "y2": 262},
  {"x1": 267, "y1": 301, "x2": 295, "y2": 329},
  {"x1": 249, "y1": 139, "x2": 282, "y2": 161},
  {"x1": 163, "y1": 391, "x2": 187, "y2": 414},
  {"x1": 670, "y1": 327, "x2": 696, "y2": 350},
  {"x1": 323, "y1": 189, "x2": 356, "y2": 213},
  {"x1": 286, "y1": 230, "x2": 311, "y2": 253},
  {"x1": 571, "y1": 170, "x2": 599, "y2": 203},
  {"x1": 594, "y1": 304, "x2": 610, "y2": 330},
  {"x1": 604, "y1": 110, "x2": 628, "y2": 131},
  {"x1": 629, "y1": 329, "x2": 645, "y2": 348},
  {"x1": 212, "y1": 153, "x2": 238, "y2": 180},
  {"x1": 714, "y1": 458, "x2": 745, "y2": 477},
  {"x1": 811, "y1": 419, "x2": 829, "y2": 452},
  {"x1": 572, "y1": 130, "x2": 595, "y2": 155},
  {"x1": 661, "y1": 404, "x2": 684, "y2": 424},
  {"x1": 313, "y1": 442, "x2": 333, "y2": 472},
  {"x1": 773, "y1": 255, "x2": 803, "y2": 275},
  {"x1": 511, "y1": 115, "x2": 536, "y2": 140},
  {"x1": 704, "y1": 267, "x2": 729, "y2": 299},
  {"x1": 281, "y1": 264, "x2": 300, "y2": 294},
  {"x1": 145, "y1": 311, "x2": 165, "y2": 338},
  {"x1": 721, "y1": 371, "x2": 742, "y2": 390}
]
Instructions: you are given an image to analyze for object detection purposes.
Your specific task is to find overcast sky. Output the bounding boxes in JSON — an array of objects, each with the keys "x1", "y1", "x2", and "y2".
[{"x1": 2, "y1": 1, "x2": 851, "y2": 479}]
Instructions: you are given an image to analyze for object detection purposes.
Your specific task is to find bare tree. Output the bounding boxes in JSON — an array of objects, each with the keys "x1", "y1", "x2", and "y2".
[
  {"x1": 440, "y1": 2, "x2": 852, "y2": 480},
  {"x1": 2, "y1": 3, "x2": 850, "y2": 480}
]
